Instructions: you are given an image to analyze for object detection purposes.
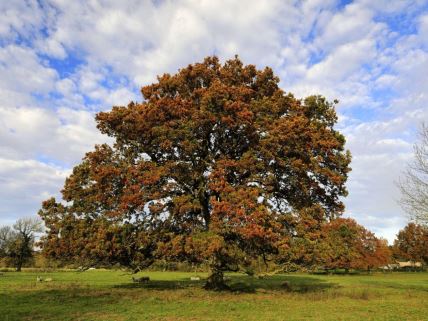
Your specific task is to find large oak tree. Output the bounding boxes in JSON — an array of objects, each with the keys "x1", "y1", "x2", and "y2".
[{"x1": 39, "y1": 57, "x2": 351, "y2": 289}]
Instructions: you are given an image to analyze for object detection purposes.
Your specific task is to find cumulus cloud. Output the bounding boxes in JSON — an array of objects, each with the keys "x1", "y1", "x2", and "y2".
[
  {"x1": 313, "y1": 2, "x2": 379, "y2": 53},
  {"x1": 0, "y1": 158, "x2": 69, "y2": 225},
  {"x1": 42, "y1": 0, "x2": 294, "y2": 85},
  {"x1": 0, "y1": 45, "x2": 58, "y2": 104},
  {"x1": 0, "y1": 106, "x2": 109, "y2": 165},
  {"x1": 0, "y1": 0, "x2": 45, "y2": 41}
]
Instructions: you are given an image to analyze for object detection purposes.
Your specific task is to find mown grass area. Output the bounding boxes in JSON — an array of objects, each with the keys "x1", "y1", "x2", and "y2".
[{"x1": 1, "y1": 270, "x2": 428, "y2": 321}]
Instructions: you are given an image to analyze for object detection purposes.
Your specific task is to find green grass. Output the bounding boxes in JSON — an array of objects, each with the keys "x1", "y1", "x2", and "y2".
[{"x1": 1, "y1": 270, "x2": 428, "y2": 321}]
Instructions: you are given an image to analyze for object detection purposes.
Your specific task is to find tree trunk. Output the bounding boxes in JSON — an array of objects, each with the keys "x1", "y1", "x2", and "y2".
[
  {"x1": 204, "y1": 253, "x2": 229, "y2": 291},
  {"x1": 204, "y1": 266, "x2": 228, "y2": 291},
  {"x1": 16, "y1": 261, "x2": 22, "y2": 272},
  {"x1": 199, "y1": 190, "x2": 210, "y2": 230}
]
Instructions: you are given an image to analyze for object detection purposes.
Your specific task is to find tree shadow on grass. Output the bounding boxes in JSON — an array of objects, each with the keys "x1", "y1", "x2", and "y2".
[
  {"x1": 114, "y1": 274, "x2": 338, "y2": 294},
  {"x1": 228, "y1": 274, "x2": 338, "y2": 293},
  {"x1": 115, "y1": 279, "x2": 200, "y2": 290},
  {"x1": 0, "y1": 275, "x2": 339, "y2": 320}
]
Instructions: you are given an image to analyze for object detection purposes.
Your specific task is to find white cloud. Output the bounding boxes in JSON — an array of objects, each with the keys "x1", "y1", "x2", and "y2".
[
  {"x1": 0, "y1": 45, "x2": 58, "y2": 100},
  {"x1": 420, "y1": 14, "x2": 428, "y2": 46},
  {"x1": 36, "y1": 37, "x2": 67, "y2": 59},
  {"x1": 0, "y1": 106, "x2": 109, "y2": 165},
  {"x1": 313, "y1": 2, "x2": 379, "y2": 53},
  {"x1": 310, "y1": 39, "x2": 376, "y2": 81},
  {"x1": 0, "y1": 0, "x2": 45, "y2": 40},
  {"x1": 41, "y1": 0, "x2": 301, "y2": 86},
  {"x1": 0, "y1": 158, "x2": 70, "y2": 225}
]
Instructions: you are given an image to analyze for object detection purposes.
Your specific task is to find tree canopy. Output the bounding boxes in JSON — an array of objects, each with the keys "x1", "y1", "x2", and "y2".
[{"x1": 39, "y1": 56, "x2": 351, "y2": 289}]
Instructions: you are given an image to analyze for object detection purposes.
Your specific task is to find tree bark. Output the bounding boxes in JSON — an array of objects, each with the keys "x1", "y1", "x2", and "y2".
[{"x1": 204, "y1": 266, "x2": 228, "y2": 290}]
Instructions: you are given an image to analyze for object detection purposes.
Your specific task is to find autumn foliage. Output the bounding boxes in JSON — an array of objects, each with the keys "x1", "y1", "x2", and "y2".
[
  {"x1": 39, "y1": 56, "x2": 351, "y2": 289},
  {"x1": 393, "y1": 223, "x2": 428, "y2": 264},
  {"x1": 315, "y1": 218, "x2": 391, "y2": 272}
]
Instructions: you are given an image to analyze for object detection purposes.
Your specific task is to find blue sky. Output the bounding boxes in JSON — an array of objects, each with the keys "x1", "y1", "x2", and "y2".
[{"x1": 1, "y1": 0, "x2": 428, "y2": 243}]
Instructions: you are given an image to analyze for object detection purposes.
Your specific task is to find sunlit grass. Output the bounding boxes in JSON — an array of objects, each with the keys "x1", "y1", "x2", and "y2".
[{"x1": 1, "y1": 270, "x2": 428, "y2": 320}]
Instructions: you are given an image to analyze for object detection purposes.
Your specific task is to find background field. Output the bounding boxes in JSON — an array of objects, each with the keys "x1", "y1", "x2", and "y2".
[{"x1": 1, "y1": 270, "x2": 427, "y2": 321}]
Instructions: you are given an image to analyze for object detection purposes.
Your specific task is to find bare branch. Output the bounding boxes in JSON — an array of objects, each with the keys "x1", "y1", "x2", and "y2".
[{"x1": 397, "y1": 123, "x2": 428, "y2": 223}]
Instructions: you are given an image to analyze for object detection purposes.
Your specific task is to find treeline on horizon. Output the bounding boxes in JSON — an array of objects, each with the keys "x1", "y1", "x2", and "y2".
[
  {"x1": 0, "y1": 206, "x2": 428, "y2": 275},
  {"x1": 0, "y1": 217, "x2": 427, "y2": 274}
]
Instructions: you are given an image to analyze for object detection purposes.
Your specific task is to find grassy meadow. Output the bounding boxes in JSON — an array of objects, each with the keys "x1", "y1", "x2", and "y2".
[{"x1": 1, "y1": 270, "x2": 428, "y2": 321}]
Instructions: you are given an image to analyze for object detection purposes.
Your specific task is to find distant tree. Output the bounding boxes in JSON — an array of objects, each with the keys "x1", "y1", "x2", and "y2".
[
  {"x1": 317, "y1": 218, "x2": 362, "y2": 272},
  {"x1": 316, "y1": 218, "x2": 390, "y2": 272},
  {"x1": 358, "y1": 230, "x2": 391, "y2": 272},
  {"x1": 398, "y1": 124, "x2": 428, "y2": 223},
  {"x1": 39, "y1": 56, "x2": 351, "y2": 289},
  {"x1": 393, "y1": 222, "x2": 428, "y2": 265},
  {"x1": 0, "y1": 217, "x2": 43, "y2": 271}
]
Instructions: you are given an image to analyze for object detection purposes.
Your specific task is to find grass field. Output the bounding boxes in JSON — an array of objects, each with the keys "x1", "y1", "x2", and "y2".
[{"x1": 1, "y1": 270, "x2": 428, "y2": 321}]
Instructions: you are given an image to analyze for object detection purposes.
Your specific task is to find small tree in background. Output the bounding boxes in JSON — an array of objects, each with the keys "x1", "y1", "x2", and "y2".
[
  {"x1": 393, "y1": 222, "x2": 428, "y2": 265},
  {"x1": 0, "y1": 217, "x2": 43, "y2": 271},
  {"x1": 317, "y1": 218, "x2": 362, "y2": 273},
  {"x1": 39, "y1": 56, "x2": 351, "y2": 289},
  {"x1": 316, "y1": 218, "x2": 390, "y2": 273},
  {"x1": 358, "y1": 230, "x2": 391, "y2": 272}
]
